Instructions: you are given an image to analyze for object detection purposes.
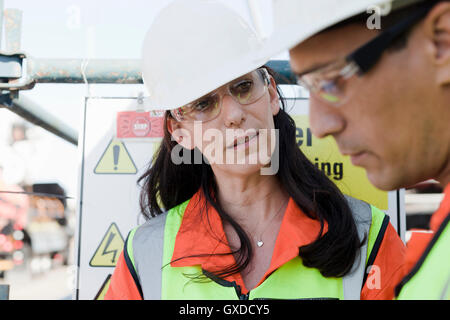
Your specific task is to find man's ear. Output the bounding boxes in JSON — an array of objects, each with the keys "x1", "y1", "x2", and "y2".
[
  {"x1": 166, "y1": 116, "x2": 194, "y2": 150},
  {"x1": 423, "y1": 2, "x2": 450, "y2": 85},
  {"x1": 268, "y1": 76, "x2": 281, "y2": 116}
]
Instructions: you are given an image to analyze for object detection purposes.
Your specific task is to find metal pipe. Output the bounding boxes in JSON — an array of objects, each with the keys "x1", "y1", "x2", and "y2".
[
  {"x1": 28, "y1": 58, "x2": 142, "y2": 84},
  {"x1": 1, "y1": 94, "x2": 78, "y2": 145},
  {"x1": 27, "y1": 59, "x2": 295, "y2": 85},
  {"x1": 3, "y1": 59, "x2": 294, "y2": 147},
  {"x1": 265, "y1": 60, "x2": 296, "y2": 85}
]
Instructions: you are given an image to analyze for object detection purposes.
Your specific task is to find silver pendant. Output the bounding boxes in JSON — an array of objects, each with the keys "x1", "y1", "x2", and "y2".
[{"x1": 257, "y1": 241, "x2": 264, "y2": 247}]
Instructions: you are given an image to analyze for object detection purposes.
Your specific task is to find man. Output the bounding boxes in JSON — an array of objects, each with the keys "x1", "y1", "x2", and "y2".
[{"x1": 266, "y1": 0, "x2": 449, "y2": 299}]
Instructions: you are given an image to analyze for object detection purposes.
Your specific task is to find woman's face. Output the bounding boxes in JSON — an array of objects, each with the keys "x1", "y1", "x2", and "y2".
[{"x1": 167, "y1": 69, "x2": 281, "y2": 176}]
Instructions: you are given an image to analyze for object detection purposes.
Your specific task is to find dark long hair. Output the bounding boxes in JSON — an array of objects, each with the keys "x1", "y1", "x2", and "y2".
[{"x1": 138, "y1": 67, "x2": 363, "y2": 278}]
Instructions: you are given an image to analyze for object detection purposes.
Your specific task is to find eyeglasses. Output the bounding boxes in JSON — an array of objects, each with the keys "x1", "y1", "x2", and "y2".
[
  {"x1": 170, "y1": 68, "x2": 270, "y2": 122},
  {"x1": 296, "y1": 1, "x2": 435, "y2": 106}
]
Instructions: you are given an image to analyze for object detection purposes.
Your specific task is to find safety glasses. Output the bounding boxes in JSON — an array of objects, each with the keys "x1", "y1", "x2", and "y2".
[
  {"x1": 296, "y1": 1, "x2": 435, "y2": 106},
  {"x1": 170, "y1": 68, "x2": 270, "y2": 122}
]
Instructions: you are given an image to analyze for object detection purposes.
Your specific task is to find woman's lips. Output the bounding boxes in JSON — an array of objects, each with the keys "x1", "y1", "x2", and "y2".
[{"x1": 227, "y1": 132, "x2": 259, "y2": 149}]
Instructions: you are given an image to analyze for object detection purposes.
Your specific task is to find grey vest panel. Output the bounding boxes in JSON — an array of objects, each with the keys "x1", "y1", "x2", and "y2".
[
  {"x1": 132, "y1": 212, "x2": 168, "y2": 300},
  {"x1": 342, "y1": 195, "x2": 372, "y2": 300},
  {"x1": 131, "y1": 196, "x2": 372, "y2": 300}
]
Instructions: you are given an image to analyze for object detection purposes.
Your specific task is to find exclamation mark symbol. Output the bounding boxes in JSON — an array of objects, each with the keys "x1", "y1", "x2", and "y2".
[{"x1": 113, "y1": 145, "x2": 120, "y2": 170}]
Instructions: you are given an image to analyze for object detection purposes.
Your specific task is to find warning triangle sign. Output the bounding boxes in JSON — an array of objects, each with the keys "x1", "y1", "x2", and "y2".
[
  {"x1": 94, "y1": 274, "x2": 112, "y2": 300},
  {"x1": 89, "y1": 223, "x2": 125, "y2": 267},
  {"x1": 94, "y1": 139, "x2": 137, "y2": 174}
]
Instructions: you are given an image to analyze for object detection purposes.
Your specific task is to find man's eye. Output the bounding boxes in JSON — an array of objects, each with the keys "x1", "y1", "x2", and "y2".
[
  {"x1": 320, "y1": 76, "x2": 345, "y2": 94},
  {"x1": 320, "y1": 79, "x2": 338, "y2": 92}
]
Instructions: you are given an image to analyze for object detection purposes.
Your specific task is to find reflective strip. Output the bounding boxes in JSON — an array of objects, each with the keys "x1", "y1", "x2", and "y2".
[
  {"x1": 342, "y1": 195, "x2": 372, "y2": 300},
  {"x1": 123, "y1": 230, "x2": 144, "y2": 298},
  {"x1": 126, "y1": 227, "x2": 138, "y2": 271},
  {"x1": 131, "y1": 212, "x2": 168, "y2": 300},
  {"x1": 365, "y1": 206, "x2": 388, "y2": 266},
  {"x1": 396, "y1": 214, "x2": 450, "y2": 299},
  {"x1": 440, "y1": 276, "x2": 450, "y2": 300}
]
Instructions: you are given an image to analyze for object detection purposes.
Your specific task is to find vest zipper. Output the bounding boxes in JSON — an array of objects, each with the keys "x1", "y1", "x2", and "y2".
[
  {"x1": 239, "y1": 292, "x2": 250, "y2": 300},
  {"x1": 233, "y1": 283, "x2": 249, "y2": 300},
  {"x1": 202, "y1": 269, "x2": 250, "y2": 300}
]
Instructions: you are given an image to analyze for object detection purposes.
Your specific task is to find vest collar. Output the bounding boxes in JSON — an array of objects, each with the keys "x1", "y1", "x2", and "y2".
[{"x1": 170, "y1": 188, "x2": 328, "y2": 289}]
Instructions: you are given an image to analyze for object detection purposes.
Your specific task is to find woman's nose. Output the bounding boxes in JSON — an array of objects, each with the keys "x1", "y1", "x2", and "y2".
[{"x1": 221, "y1": 94, "x2": 246, "y2": 127}]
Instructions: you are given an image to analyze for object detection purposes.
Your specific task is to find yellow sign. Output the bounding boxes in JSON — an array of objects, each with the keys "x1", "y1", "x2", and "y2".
[
  {"x1": 94, "y1": 139, "x2": 137, "y2": 174},
  {"x1": 94, "y1": 274, "x2": 112, "y2": 300},
  {"x1": 89, "y1": 223, "x2": 124, "y2": 267},
  {"x1": 293, "y1": 115, "x2": 388, "y2": 210}
]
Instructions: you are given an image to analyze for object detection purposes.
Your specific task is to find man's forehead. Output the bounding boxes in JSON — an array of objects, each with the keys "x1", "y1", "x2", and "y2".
[{"x1": 289, "y1": 23, "x2": 377, "y2": 75}]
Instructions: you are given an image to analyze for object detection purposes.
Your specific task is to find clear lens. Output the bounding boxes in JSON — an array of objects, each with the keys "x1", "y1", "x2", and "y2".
[
  {"x1": 230, "y1": 79, "x2": 254, "y2": 104},
  {"x1": 171, "y1": 69, "x2": 268, "y2": 122},
  {"x1": 229, "y1": 70, "x2": 267, "y2": 105},
  {"x1": 298, "y1": 59, "x2": 359, "y2": 106},
  {"x1": 189, "y1": 93, "x2": 220, "y2": 121},
  {"x1": 317, "y1": 79, "x2": 342, "y2": 103}
]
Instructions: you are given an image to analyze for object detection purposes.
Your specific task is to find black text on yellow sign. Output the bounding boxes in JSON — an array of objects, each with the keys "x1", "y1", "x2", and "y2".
[
  {"x1": 89, "y1": 223, "x2": 124, "y2": 267},
  {"x1": 292, "y1": 115, "x2": 388, "y2": 210},
  {"x1": 296, "y1": 126, "x2": 343, "y2": 181}
]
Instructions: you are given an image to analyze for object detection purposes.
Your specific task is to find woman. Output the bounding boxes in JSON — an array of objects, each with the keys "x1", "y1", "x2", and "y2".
[{"x1": 104, "y1": 64, "x2": 405, "y2": 300}]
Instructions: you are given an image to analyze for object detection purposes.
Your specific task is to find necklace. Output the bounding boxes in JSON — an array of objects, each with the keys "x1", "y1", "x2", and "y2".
[{"x1": 254, "y1": 197, "x2": 288, "y2": 248}]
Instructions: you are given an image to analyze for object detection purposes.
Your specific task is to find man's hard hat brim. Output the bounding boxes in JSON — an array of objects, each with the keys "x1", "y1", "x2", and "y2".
[
  {"x1": 262, "y1": 0, "x2": 428, "y2": 59},
  {"x1": 260, "y1": 0, "x2": 391, "y2": 59}
]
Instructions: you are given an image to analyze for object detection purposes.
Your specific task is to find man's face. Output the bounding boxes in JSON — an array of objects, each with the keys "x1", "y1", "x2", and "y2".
[{"x1": 289, "y1": 22, "x2": 449, "y2": 190}]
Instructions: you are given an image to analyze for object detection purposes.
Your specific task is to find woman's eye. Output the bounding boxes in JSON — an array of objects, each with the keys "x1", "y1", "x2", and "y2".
[
  {"x1": 193, "y1": 98, "x2": 213, "y2": 111},
  {"x1": 233, "y1": 80, "x2": 253, "y2": 94}
]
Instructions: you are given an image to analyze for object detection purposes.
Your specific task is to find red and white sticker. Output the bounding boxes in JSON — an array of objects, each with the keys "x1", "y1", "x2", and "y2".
[{"x1": 117, "y1": 111, "x2": 164, "y2": 138}]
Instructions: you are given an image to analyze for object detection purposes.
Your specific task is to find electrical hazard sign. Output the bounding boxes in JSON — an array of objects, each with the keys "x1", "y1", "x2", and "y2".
[
  {"x1": 94, "y1": 139, "x2": 137, "y2": 174},
  {"x1": 89, "y1": 223, "x2": 125, "y2": 267},
  {"x1": 94, "y1": 274, "x2": 112, "y2": 300}
]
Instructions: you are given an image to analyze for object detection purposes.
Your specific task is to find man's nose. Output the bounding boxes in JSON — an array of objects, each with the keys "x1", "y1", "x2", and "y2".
[
  {"x1": 309, "y1": 96, "x2": 345, "y2": 139},
  {"x1": 222, "y1": 94, "x2": 246, "y2": 127}
]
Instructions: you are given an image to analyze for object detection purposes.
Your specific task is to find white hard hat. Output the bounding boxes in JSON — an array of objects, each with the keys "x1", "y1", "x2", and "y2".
[
  {"x1": 260, "y1": 0, "x2": 424, "y2": 59},
  {"x1": 141, "y1": 0, "x2": 268, "y2": 110}
]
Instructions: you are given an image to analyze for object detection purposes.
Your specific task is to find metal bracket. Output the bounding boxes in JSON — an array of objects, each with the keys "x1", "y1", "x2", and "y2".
[
  {"x1": 0, "y1": 51, "x2": 35, "y2": 92},
  {"x1": 0, "y1": 91, "x2": 13, "y2": 106}
]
